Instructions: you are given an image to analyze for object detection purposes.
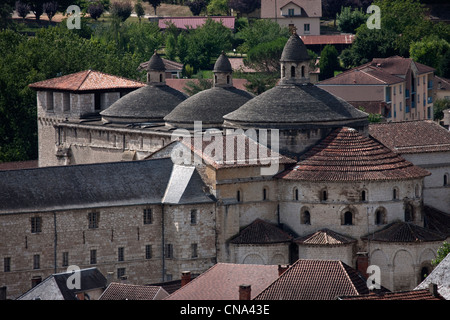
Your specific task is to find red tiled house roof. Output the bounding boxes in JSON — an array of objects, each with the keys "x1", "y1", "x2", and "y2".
[
  {"x1": 371, "y1": 56, "x2": 435, "y2": 75},
  {"x1": 276, "y1": 127, "x2": 430, "y2": 182},
  {"x1": 165, "y1": 263, "x2": 280, "y2": 300},
  {"x1": 361, "y1": 221, "x2": 446, "y2": 243},
  {"x1": 98, "y1": 282, "x2": 168, "y2": 300},
  {"x1": 229, "y1": 219, "x2": 294, "y2": 244},
  {"x1": 338, "y1": 288, "x2": 444, "y2": 300},
  {"x1": 295, "y1": 228, "x2": 356, "y2": 246},
  {"x1": 28, "y1": 70, "x2": 145, "y2": 92},
  {"x1": 369, "y1": 120, "x2": 450, "y2": 154},
  {"x1": 318, "y1": 66, "x2": 404, "y2": 85},
  {"x1": 254, "y1": 259, "x2": 370, "y2": 300}
]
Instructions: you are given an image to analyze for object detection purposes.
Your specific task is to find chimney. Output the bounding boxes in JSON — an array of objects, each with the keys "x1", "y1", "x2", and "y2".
[
  {"x1": 429, "y1": 283, "x2": 439, "y2": 297},
  {"x1": 181, "y1": 271, "x2": 191, "y2": 287},
  {"x1": 239, "y1": 284, "x2": 251, "y2": 300},
  {"x1": 278, "y1": 264, "x2": 289, "y2": 276},
  {"x1": 356, "y1": 253, "x2": 369, "y2": 279}
]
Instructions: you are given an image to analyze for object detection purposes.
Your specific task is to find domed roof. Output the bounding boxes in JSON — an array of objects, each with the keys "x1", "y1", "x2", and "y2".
[
  {"x1": 164, "y1": 86, "x2": 254, "y2": 128},
  {"x1": 280, "y1": 33, "x2": 310, "y2": 62},
  {"x1": 223, "y1": 83, "x2": 368, "y2": 128},
  {"x1": 147, "y1": 51, "x2": 166, "y2": 71},
  {"x1": 213, "y1": 52, "x2": 233, "y2": 73},
  {"x1": 100, "y1": 84, "x2": 187, "y2": 123},
  {"x1": 276, "y1": 127, "x2": 430, "y2": 182}
]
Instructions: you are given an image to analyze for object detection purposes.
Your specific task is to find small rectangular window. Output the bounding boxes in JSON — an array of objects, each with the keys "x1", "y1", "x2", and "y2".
[
  {"x1": 145, "y1": 245, "x2": 152, "y2": 259},
  {"x1": 63, "y1": 92, "x2": 70, "y2": 112},
  {"x1": 191, "y1": 243, "x2": 198, "y2": 258},
  {"x1": 94, "y1": 93, "x2": 101, "y2": 111},
  {"x1": 33, "y1": 254, "x2": 40, "y2": 269},
  {"x1": 90, "y1": 249, "x2": 97, "y2": 264},
  {"x1": 190, "y1": 209, "x2": 197, "y2": 225},
  {"x1": 31, "y1": 217, "x2": 42, "y2": 233},
  {"x1": 165, "y1": 244, "x2": 173, "y2": 259},
  {"x1": 118, "y1": 247, "x2": 124, "y2": 262},
  {"x1": 304, "y1": 24, "x2": 310, "y2": 33},
  {"x1": 143, "y1": 209, "x2": 153, "y2": 225},
  {"x1": 4, "y1": 257, "x2": 11, "y2": 272},
  {"x1": 117, "y1": 267, "x2": 126, "y2": 280},
  {"x1": 88, "y1": 212, "x2": 99, "y2": 229},
  {"x1": 62, "y1": 252, "x2": 69, "y2": 267},
  {"x1": 46, "y1": 91, "x2": 54, "y2": 111}
]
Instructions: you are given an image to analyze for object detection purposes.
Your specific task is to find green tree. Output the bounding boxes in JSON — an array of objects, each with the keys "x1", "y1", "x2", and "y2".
[
  {"x1": 110, "y1": 1, "x2": 133, "y2": 22},
  {"x1": 336, "y1": 6, "x2": 367, "y2": 34},
  {"x1": 433, "y1": 99, "x2": 450, "y2": 121},
  {"x1": 439, "y1": 50, "x2": 450, "y2": 78},
  {"x1": 244, "y1": 37, "x2": 286, "y2": 73},
  {"x1": 319, "y1": 44, "x2": 340, "y2": 81},
  {"x1": 144, "y1": 0, "x2": 161, "y2": 15},
  {"x1": 177, "y1": 32, "x2": 188, "y2": 64},
  {"x1": 432, "y1": 241, "x2": 450, "y2": 267},
  {"x1": 185, "y1": 18, "x2": 232, "y2": 71},
  {"x1": 134, "y1": 0, "x2": 145, "y2": 22},
  {"x1": 206, "y1": 0, "x2": 228, "y2": 16},
  {"x1": 410, "y1": 36, "x2": 450, "y2": 74},
  {"x1": 237, "y1": 19, "x2": 290, "y2": 53},
  {"x1": 165, "y1": 32, "x2": 177, "y2": 61}
]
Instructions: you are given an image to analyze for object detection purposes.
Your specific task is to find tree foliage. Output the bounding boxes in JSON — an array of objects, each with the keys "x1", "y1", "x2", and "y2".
[
  {"x1": 110, "y1": 1, "x2": 133, "y2": 22},
  {"x1": 228, "y1": 0, "x2": 260, "y2": 16},
  {"x1": 144, "y1": 0, "x2": 161, "y2": 15},
  {"x1": 207, "y1": 0, "x2": 229, "y2": 16},
  {"x1": 15, "y1": 1, "x2": 30, "y2": 20},
  {"x1": 433, "y1": 99, "x2": 450, "y2": 121},
  {"x1": 43, "y1": 1, "x2": 57, "y2": 22},
  {"x1": 432, "y1": 241, "x2": 450, "y2": 267},
  {"x1": 410, "y1": 36, "x2": 450, "y2": 76},
  {"x1": 87, "y1": 1, "x2": 105, "y2": 20},
  {"x1": 336, "y1": 6, "x2": 367, "y2": 34},
  {"x1": 244, "y1": 37, "x2": 286, "y2": 73},
  {"x1": 186, "y1": 0, "x2": 207, "y2": 16},
  {"x1": 237, "y1": 19, "x2": 289, "y2": 53}
]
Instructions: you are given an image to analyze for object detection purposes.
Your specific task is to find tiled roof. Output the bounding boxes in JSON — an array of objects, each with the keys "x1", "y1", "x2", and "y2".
[
  {"x1": 361, "y1": 221, "x2": 446, "y2": 243},
  {"x1": 179, "y1": 133, "x2": 296, "y2": 170},
  {"x1": 165, "y1": 78, "x2": 249, "y2": 94},
  {"x1": 415, "y1": 251, "x2": 450, "y2": 300},
  {"x1": 435, "y1": 76, "x2": 450, "y2": 91},
  {"x1": 371, "y1": 56, "x2": 435, "y2": 75},
  {"x1": 295, "y1": 228, "x2": 356, "y2": 246},
  {"x1": 300, "y1": 34, "x2": 355, "y2": 45},
  {"x1": 318, "y1": 66, "x2": 404, "y2": 85},
  {"x1": 369, "y1": 120, "x2": 450, "y2": 154},
  {"x1": 28, "y1": 70, "x2": 145, "y2": 91},
  {"x1": 165, "y1": 263, "x2": 280, "y2": 300},
  {"x1": 276, "y1": 127, "x2": 430, "y2": 182},
  {"x1": 423, "y1": 206, "x2": 450, "y2": 237},
  {"x1": 254, "y1": 259, "x2": 370, "y2": 300},
  {"x1": 98, "y1": 282, "x2": 168, "y2": 300},
  {"x1": 229, "y1": 219, "x2": 294, "y2": 244},
  {"x1": 0, "y1": 160, "x2": 38, "y2": 171},
  {"x1": 338, "y1": 289, "x2": 444, "y2": 300},
  {"x1": 158, "y1": 16, "x2": 235, "y2": 29},
  {"x1": 347, "y1": 101, "x2": 390, "y2": 117}
]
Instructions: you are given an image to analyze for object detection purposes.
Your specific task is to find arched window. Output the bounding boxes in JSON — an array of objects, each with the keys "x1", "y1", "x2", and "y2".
[
  {"x1": 420, "y1": 266, "x2": 430, "y2": 282},
  {"x1": 301, "y1": 207, "x2": 311, "y2": 225},
  {"x1": 227, "y1": 75, "x2": 230, "y2": 84},
  {"x1": 282, "y1": 66, "x2": 286, "y2": 78},
  {"x1": 302, "y1": 211, "x2": 311, "y2": 225},
  {"x1": 294, "y1": 188, "x2": 299, "y2": 201},
  {"x1": 159, "y1": 73, "x2": 163, "y2": 82},
  {"x1": 344, "y1": 211, "x2": 353, "y2": 225},
  {"x1": 320, "y1": 189, "x2": 328, "y2": 201},
  {"x1": 215, "y1": 75, "x2": 218, "y2": 84},
  {"x1": 361, "y1": 190, "x2": 367, "y2": 202},
  {"x1": 405, "y1": 203, "x2": 414, "y2": 222},
  {"x1": 444, "y1": 174, "x2": 448, "y2": 186},
  {"x1": 393, "y1": 187, "x2": 399, "y2": 200},
  {"x1": 291, "y1": 66, "x2": 296, "y2": 78},
  {"x1": 301, "y1": 65, "x2": 305, "y2": 77},
  {"x1": 375, "y1": 207, "x2": 386, "y2": 225}
]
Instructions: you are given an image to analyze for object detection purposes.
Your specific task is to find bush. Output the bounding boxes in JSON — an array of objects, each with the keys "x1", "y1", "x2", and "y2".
[
  {"x1": 337, "y1": 6, "x2": 367, "y2": 34},
  {"x1": 87, "y1": 1, "x2": 104, "y2": 20},
  {"x1": 110, "y1": 1, "x2": 132, "y2": 22}
]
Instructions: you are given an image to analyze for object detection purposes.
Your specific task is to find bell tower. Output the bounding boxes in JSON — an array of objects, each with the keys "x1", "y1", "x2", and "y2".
[{"x1": 280, "y1": 28, "x2": 311, "y2": 85}]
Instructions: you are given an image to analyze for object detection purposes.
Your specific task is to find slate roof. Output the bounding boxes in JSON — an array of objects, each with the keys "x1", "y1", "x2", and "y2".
[
  {"x1": 28, "y1": 70, "x2": 145, "y2": 92},
  {"x1": 138, "y1": 57, "x2": 183, "y2": 72},
  {"x1": 163, "y1": 86, "x2": 254, "y2": 126},
  {"x1": 100, "y1": 83, "x2": 188, "y2": 123},
  {"x1": 369, "y1": 120, "x2": 450, "y2": 154},
  {"x1": 361, "y1": 221, "x2": 446, "y2": 243},
  {"x1": 276, "y1": 127, "x2": 430, "y2": 182},
  {"x1": 98, "y1": 283, "x2": 169, "y2": 300},
  {"x1": 223, "y1": 83, "x2": 368, "y2": 127},
  {"x1": 254, "y1": 259, "x2": 370, "y2": 300},
  {"x1": 0, "y1": 158, "x2": 214, "y2": 214},
  {"x1": 338, "y1": 289, "x2": 444, "y2": 300},
  {"x1": 147, "y1": 51, "x2": 166, "y2": 71},
  {"x1": 17, "y1": 268, "x2": 106, "y2": 300},
  {"x1": 165, "y1": 78, "x2": 249, "y2": 94},
  {"x1": 295, "y1": 228, "x2": 356, "y2": 246},
  {"x1": 165, "y1": 263, "x2": 280, "y2": 300},
  {"x1": 415, "y1": 252, "x2": 450, "y2": 300},
  {"x1": 229, "y1": 219, "x2": 294, "y2": 244},
  {"x1": 423, "y1": 206, "x2": 450, "y2": 238},
  {"x1": 280, "y1": 33, "x2": 310, "y2": 62},
  {"x1": 213, "y1": 52, "x2": 233, "y2": 73},
  {"x1": 176, "y1": 133, "x2": 296, "y2": 169}
]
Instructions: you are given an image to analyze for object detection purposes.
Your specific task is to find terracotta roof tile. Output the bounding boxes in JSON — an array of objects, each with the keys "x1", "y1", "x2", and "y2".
[
  {"x1": 338, "y1": 289, "x2": 444, "y2": 300},
  {"x1": 369, "y1": 120, "x2": 450, "y2": 154},
  {"x1": 165, "y1": 263, "x2": 280, "y2": 300},
  {"x1": 29, "y1": 70, "x2": 145, "y2": 92},
  {"x1": 254, "y1": 259, "x2": 370, "y2": 300},
  {"x1": 99, "y1": 282, "x2": 168, "y2": 300},
  {"x1": 361, "y1": 221, "x2": 446, "y2": 242},
  {"x1": 318, "y1": 66, "x2": 404, "y2": 85},
  {"x1": 276, "y1": 127, "x2": 430, "y2": 182},
  {"x1": 371, "y1": 56, "x2": 435, "y2": 75},
  {"x1": 229, "y1": 219, "x2": 294, "y2": 244},
  {"x1": 295, "y1": 228, "x2": 356, "y2": 246},
  {"x1": 300, "y1": 34, "x2": 355, "y2": 45}
]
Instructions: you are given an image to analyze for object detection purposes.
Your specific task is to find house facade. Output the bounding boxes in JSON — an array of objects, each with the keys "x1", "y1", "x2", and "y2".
[{"x1": 260, "y1": 0, "x2": 321, "y2": 35}]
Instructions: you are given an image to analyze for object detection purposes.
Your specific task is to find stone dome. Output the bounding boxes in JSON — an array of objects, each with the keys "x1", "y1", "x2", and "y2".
[
  {"x1": 213, "y1": 52, "x2": 233, "y2": 73},
  {"x1": 147, "y1": 51, "x2": 166, "y2": 71},
  {"x1": 280, "y1": 32, "x2": 310, "y2": 63}
]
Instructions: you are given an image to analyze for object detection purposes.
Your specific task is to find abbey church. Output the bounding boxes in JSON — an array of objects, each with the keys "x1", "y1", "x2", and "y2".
[{"x1": 1, "y1": 32, "x2": 450, "y2": 299}]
